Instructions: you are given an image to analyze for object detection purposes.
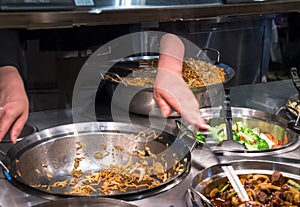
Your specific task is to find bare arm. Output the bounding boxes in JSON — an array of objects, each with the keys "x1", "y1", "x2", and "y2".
[{"x1": 154, "y1": 34, "x2": 208, "y2": 129}]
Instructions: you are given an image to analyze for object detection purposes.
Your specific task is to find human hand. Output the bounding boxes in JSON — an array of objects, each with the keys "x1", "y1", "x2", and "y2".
[
  {"x1": 154, "y1": 33, "x2": 208, "y2": 130},
  {"x1": 0, "y1": 66, "x2": 29, "y2": 144},
  {"x1": 154, "y1": 69, "x2": 208, "y2": 130}
]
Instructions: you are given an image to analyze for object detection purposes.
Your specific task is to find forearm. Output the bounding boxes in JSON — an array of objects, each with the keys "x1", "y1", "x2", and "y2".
[
  {"x1": 0, "y1": 66, "x2": 25, "y2": 93},
  {"x1": 158, "y1": 33, "x2": 185, "y2": 76},
  {"x1": 0, "y1": 66, "x2": 29, "y2": 112}
]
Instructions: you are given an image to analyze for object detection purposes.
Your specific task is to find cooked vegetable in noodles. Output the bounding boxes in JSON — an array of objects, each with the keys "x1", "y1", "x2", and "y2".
[{"x1": 204, "y1": 170, "x2": 300, "y2": 207}]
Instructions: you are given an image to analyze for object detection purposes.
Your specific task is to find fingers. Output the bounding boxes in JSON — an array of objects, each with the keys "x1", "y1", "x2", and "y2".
[
  {"x1": 0, "y1": 106, "x2": 27, "y2": 144},
  {"x1": 0, "y1": 107, "x2": 4, "y2": 141},
  {"x1": 0, "y1": 107, "x2": 14, "y2": 142},
  {"x1": 154, "y1": 89, "x2": 172, "y2": 117},
  {"x1": 154, "y1": 84, "x2": 209, "y2": 130},
  {"x1": 9, "y1": 115, "x2": 27, "y2": 144},
  {"x1": 182, "y1": 111, "x2": 209, "y2": 130},
  {"x1": 154, "y1": 86, "x2": 208, "y2": 130}
]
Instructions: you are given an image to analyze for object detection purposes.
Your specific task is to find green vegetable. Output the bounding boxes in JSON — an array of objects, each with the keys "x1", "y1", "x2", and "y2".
[
  {"x1": 232, "y1": 131, "x2": 241, "y2": 142},
  {"x1": 256, "y1": 138, "x2": 269, "y2": 150},
  {"x1": 226, "y1": 191, "x2": 236, "y2": 199},
  {"x1": 236, "y1": 123, "x2": 270, "y2": 150},
  {"x1": 196, "y1": 131, "x2": 206, "y2": 143},
  {"x1": 209, "y1": 121, "x2": 270, "y2": 150},
  {"x1": 220, "y1": 183, "x2": 229, "y2": 192},
  {"x1": 287, "y1": 179, "x2": 300, "y2": 190},
  {"x1": 210, "y1": 127, "x2": 226, "y2": 143}
]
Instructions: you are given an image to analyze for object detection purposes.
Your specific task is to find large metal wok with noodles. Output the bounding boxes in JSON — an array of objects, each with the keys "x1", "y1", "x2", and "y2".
[
  {"x1": 103, "y1": 49, "x2": 235, "y2": 117},
  {"x1": 0, "y1": 122, "x2": 192, "y2": 200}
]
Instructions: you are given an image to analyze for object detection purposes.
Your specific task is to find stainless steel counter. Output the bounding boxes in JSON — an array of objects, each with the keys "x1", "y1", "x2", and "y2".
[
  {"x1": 0, "y1": 79, "x2": 299, "y2": 207},
  {"x1": 0, "y1": 0, "x2": 299, "y2": 29}
]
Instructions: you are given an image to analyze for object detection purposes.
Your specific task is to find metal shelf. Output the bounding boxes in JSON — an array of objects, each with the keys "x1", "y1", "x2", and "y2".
[{"x1": 0, "y1": 0, "x2": 299, "y2": 29}]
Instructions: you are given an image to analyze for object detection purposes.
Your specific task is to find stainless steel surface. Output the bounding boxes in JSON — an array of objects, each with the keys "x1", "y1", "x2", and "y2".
[
  {"x1": 32, "y1": 197, "x2": 139, "y2": 207},
  {"x1": 0, "y1": 80, "x2": 299, "y2": 207},
  {"x1": 0, "y1": 0, "x2": 299, "y2": 29},
  {"x1": 0, "y1": 0, "x2": 221, "y2": 11}
]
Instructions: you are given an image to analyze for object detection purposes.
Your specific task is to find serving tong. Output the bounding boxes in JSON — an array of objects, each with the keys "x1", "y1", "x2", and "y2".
[
  {"x1": 290, "y1": 67, "x2": 300, "y2": 99},
  {"x1": 214, "y1": 88, "x2": 247, "y2": 152},
  {"x1": 177, "y1": 89, "x2": 250, "y2": 205},
  {"x1": 275, "y1": 67, "x2": 300, "y2": 131},
  {"x1": 214, "y1": 88, "x2": 249, "y2": 202}
]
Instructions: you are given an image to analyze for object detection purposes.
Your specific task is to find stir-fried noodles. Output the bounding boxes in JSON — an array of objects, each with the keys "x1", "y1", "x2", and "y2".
[
  {"x1": 29, "y1": 130, "x2": 187, "y2": 196},
  {"x1": 106, "y1": 58, "x2": 226, "y2": 88}
]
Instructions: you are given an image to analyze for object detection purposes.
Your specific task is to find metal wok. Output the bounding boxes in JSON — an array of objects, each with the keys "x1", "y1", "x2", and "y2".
[
  {"x1": 0, "y1": 122, "x2": 193, "y2": 200},
  {"x1": 104, "y1": 52, "x2": 235, "y2": 117},
  {"x1": 33, "y1": 197, "x2": 138, "y2": 207}
]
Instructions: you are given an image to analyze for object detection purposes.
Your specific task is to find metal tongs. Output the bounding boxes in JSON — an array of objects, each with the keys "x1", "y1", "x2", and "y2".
[
  {"x1": 180, "y1": 89, "x2": 249, "y2": 205},
  {"x1": 214, "y1": 88, "x2": 246, "y2": 152},
  {"x1": 275, "y1": 67, "x2": 300, "y2": 130},
  {"x1": 216, "y1": 89, "x2": 250, "y2": 202},
  {"x1": 290, "y1": 67, "x2": 300, "y2": 99}
]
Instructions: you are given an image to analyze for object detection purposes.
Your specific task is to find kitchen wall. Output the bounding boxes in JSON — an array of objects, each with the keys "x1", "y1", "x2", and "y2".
[{"x1": 23, "y1": 15, "x2": 273, "y2": 112}]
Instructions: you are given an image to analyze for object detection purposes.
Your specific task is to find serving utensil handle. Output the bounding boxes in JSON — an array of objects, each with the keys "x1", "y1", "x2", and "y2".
[
  {"x1": 290, "y1": 67, "x2": 300, "y2": 97},
  {"x1": 224, "y1": 88, "x2": 234, "y2": 141}
]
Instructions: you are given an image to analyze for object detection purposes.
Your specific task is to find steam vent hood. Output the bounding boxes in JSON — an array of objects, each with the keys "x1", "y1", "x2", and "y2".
[
  {"x1": 0, "y1": 0, "x2": 222, "y2": 11},
  {"x1": 0, "y1": 0, "x2": 299, "y2": 29}
]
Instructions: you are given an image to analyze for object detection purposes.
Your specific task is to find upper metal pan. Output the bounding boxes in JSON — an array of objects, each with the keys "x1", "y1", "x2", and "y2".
[
  {"x1": 104, "y1": 54, "x2": 235, "y2": 117},
  {"x1": 0, "y1": 122, "x2": 191, "y2": 200}
]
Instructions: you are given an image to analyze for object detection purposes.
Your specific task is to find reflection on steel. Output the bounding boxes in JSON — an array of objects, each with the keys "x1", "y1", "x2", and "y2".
[{"x1": 0, "y1": 0, "x2": 300, "y2": 29}]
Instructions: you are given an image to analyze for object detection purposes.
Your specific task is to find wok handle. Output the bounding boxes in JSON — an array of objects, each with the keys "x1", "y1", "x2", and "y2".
[
  {"x1": 0, "y1": 148, "x2": 10, "y2": 172},
  {"x1": 0, "y1": 148, "x2": 6, "y2": 162},
  {"x1": 0, "y1": 149, "x2": 12, "y2": 181},
  {"x1": 101, "y1": 72, "x2": 128, "y2": 86},
  {"x1": 200, "y1": 48, "x2": 220, "y2": 64}
]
